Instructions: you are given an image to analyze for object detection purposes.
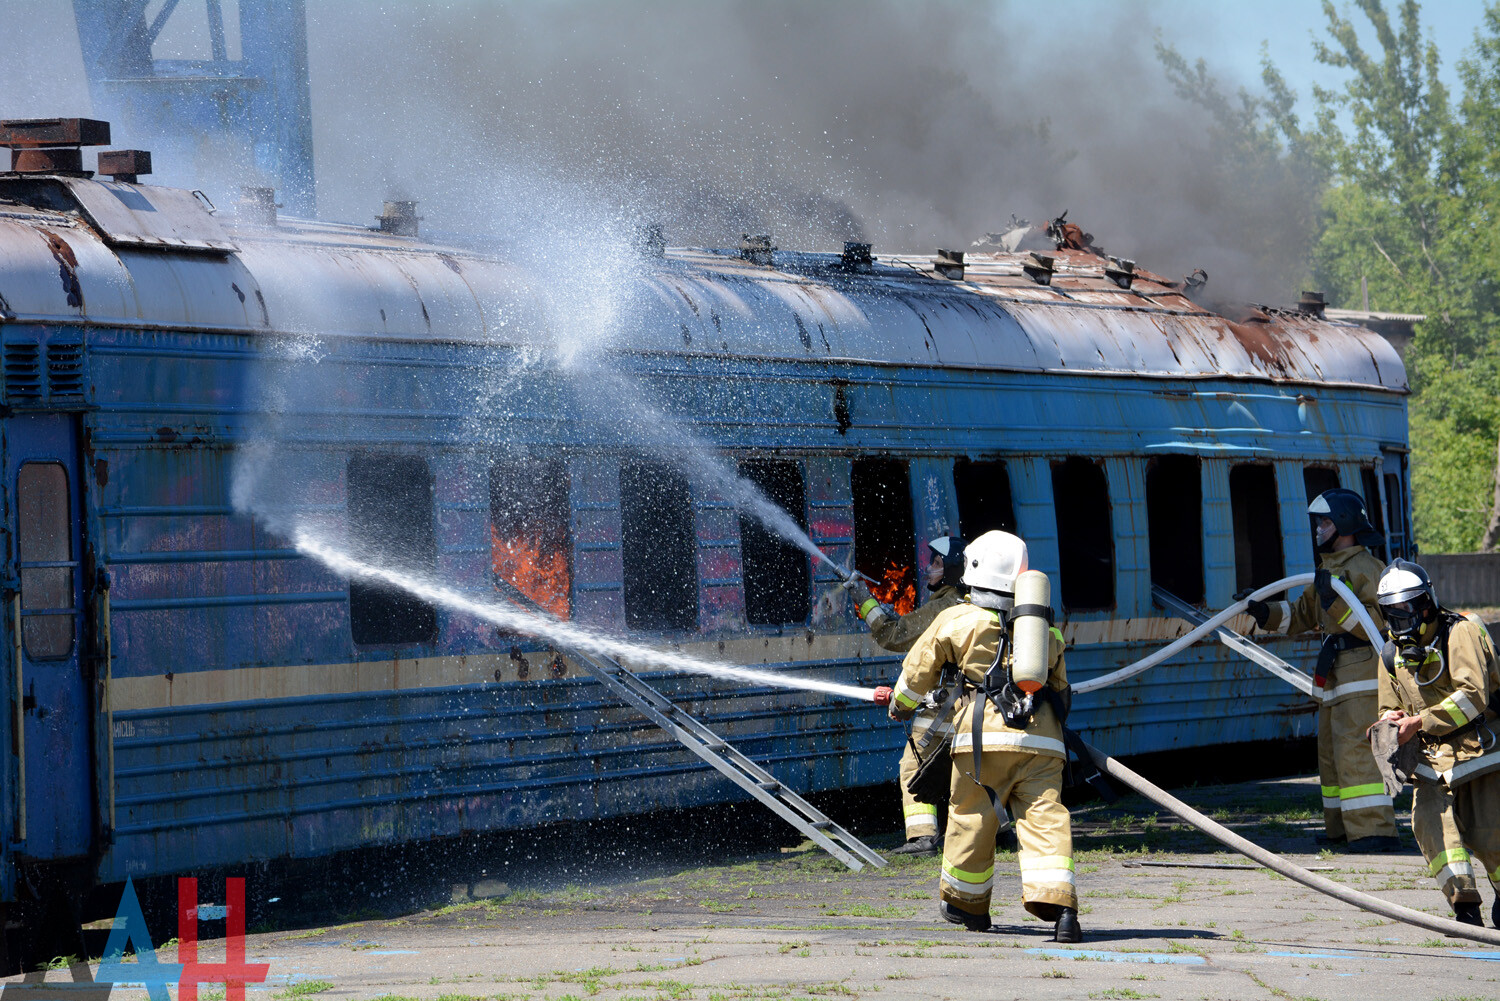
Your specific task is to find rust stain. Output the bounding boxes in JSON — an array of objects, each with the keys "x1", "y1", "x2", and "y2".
[{"x1": 41, "y1": 230, "x2": 82, "y2": 308}]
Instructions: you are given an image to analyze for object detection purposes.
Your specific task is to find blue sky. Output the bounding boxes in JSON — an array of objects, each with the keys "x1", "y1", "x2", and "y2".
[{"x1": 1146, "y1": 0, "x2": 1489, "y2": 116}]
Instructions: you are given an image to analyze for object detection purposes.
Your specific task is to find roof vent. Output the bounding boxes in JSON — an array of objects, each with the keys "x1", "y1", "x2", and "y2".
[
  {"x1": 637, "y1": 222, "x2": 666, "y2": 258},
  {"x1": 1297, "y1": 290, "x2": 1326, "y2": 317},
  {"x1": 1023, "y1": 252, "x2": 1055, "y2": 286},
  {"x1": 840, "y1": 241, "x2": 873, "y2": 273},
  {"x1": 935, "y1": 249, "x2": 965, "y2": 280},
  {"x1": 97, "y1": 149, "x2": 152, "y2": 184},
  {"x1": 238, "y1": 186, "x2": 279, "y2": 226},
  {"x1": 0, "y1": 117, "x2": 109, "y2": 175},
  {"x1": 740, "y1": 234, "x2": 775, "y2": 266},
  {"x1": 376, "y1": 200, "x2": 421, "y2": 237},
  {"x1": 1104, "y1": 257, "x2": 1135, "y2": 290}
]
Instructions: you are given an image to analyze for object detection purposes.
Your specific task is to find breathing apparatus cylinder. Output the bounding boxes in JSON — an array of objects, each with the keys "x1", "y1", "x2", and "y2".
[{"x1": 1010, "y1": 569, "x2": 1052, "y2": 694}]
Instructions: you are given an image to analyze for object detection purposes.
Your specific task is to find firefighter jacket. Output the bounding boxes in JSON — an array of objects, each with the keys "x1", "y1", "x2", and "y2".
[
  {"x1": 892, "y1": 602, "x2": 1068, "y2": 760},
  {"x1": 1263, "y1": 544, "x2": 1386, "y2": 706},
  {"x1": 867, "y1": 585, "x2": 963, "y2": 654},
  {"x1": 1379, "y1": 614, "x2": 1500, "y2": 789}
]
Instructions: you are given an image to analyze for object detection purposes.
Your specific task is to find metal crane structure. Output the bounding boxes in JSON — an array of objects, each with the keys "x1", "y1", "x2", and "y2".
[{"x1": 70, "y1": 0, "x2": 315, "y2": 216}]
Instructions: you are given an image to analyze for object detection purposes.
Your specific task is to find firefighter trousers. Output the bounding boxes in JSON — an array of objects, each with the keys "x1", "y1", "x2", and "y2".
[
  {"x1": 898, "y1": 739, "x2": 939, "y2": 838},
  {"x1": 1318, "y1": 695, "x2": 1397, "y2": 840},
  {"x1": 1412, "y1": 772, "x2": 1500, "y2": 908},
  {"x1": 941, "y1": 749, "x2": 1076, "y2": 921}
]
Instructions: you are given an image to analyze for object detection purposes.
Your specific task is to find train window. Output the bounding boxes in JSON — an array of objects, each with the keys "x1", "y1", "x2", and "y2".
[
  {"x1": 17, "y1": 462, "x2": 73, "y2": 659},
  {"x1": 1303, "y1": 466, "x2": 1340, "y2": 503},
  {"x1": 347, "y1": 454, "x2": 438, "y2": 646},
  {"x1": 490, "y1": 456, "x2": 572, "y2": 619},
  {"x1": 851, "y1": 458, "x2": 917, "y2": 615},
  {"x1": 1051, "y1": 458, "x2": 1115, "y2": 609},
  {"x1": 1145, "y1": 455, "x2": 1204, "y2": 603},
  {"x1": 1362, "y1": 468, "x2": 1390, "y2": 560},
  {"x1": 1229, "y1": 464, "x2": 1285, "y2": 593},
  {"x1": 738, "y1": 459, "x2": 811, "y2": 626},
  {"x1": 954, "y1": 458, "x2": 1017, "y2": 539},
  {"x1": 620, "y1": 460, "x2": 699, "y2": 631}
]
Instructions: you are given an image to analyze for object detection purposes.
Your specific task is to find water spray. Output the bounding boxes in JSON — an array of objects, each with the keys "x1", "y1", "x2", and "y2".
[{"x1": 292, "y1": 527, "x2": 882, "y2": 703}]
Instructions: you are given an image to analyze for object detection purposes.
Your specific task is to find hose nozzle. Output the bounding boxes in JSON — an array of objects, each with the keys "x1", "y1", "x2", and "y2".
[{"x1": 872, "y1": 686, "x2": 893, "y2": 706}]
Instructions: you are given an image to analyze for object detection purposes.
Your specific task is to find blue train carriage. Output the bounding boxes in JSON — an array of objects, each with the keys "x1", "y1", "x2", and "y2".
[{"x1": 0, "y1": 134, "x2": 1410, "y2": 937}]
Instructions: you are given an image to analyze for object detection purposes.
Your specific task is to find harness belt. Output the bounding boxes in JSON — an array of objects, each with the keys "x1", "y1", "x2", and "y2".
[{"x1": 1315, "y1": 632, "x2": 1368, "y2": 689}]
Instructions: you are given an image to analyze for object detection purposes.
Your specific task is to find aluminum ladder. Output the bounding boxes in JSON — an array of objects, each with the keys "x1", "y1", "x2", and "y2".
[
  {"x1": 1151, "y1": 585, "x2": 1317, "y2": 698},
  {"x1": 493, "y1": 579, "x2": 887, "y2": 871}
]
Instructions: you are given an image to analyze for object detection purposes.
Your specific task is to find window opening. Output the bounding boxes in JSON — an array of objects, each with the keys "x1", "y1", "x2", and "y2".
[
  {"x1": 851, "y1": 458, "x2": 916, "y2": 615},
  {"x1": 1051, "y1": 458, "x2": 1115, "y2": 609},
  {"x1": 490, "y1": 455, "x2": 572, "y2": 619},
  {"x1": 620, "y1": 459, "x2": 698, "y2": 631},
  {"x1": 738, "y1": 459, "x2": 811, "y2": 626},
  {"x1": 954, "y1": 458, "x2": 1017, "y2": 540},
  {"x1": 1145, "y1": 455, "x2": 1204, "y2": 603},
  {"x1": 17, "y1": 462, "x2": 74, "y2": 659},
  {"x1": 1229, "y1": 464, "x2": 1284, "y2": 593},
  {"x1": 1302, "y1": 465, "x2": 1340, "y2": 504},
  {"x1": 1362, "y1": 468, "x2": 1389, "y2": 561},
  {"x1": 1384, "y1": 471, "x2": 1410, "y2": 558},
  {"x1": 347, "y1": 454, "x2": 438, "y2": 645}
]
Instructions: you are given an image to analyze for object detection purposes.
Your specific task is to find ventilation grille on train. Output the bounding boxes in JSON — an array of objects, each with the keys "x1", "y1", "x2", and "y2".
[
  {"x1": 47, "y1": 341, "x2": 84, "y2": 398},
  {"x1": 3, "y1": 337, "x2": 87, "y2": 406},
  {"x1": 4, "y1": 341, "x2": 42, "y2": 402}
]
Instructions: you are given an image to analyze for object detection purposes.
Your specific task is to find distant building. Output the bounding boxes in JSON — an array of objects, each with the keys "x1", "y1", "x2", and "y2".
[{"x1": 1325, "y1": 309, "x2": 1426, "y2": 358}]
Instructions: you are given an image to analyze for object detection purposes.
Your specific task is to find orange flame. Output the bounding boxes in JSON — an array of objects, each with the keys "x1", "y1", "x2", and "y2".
[
  {"x1": 492, "y1": 527, "x2": 571, "y2": 620},
  {"x1": 869, "y1": 560, "x2": 916, "y2": 616}
]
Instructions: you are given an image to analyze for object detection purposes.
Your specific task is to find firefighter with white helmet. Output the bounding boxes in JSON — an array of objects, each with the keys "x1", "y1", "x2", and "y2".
[
  {"x1": 850, "y1": 536, "x2": 967, "y2": 854},
  {"x1": 1373, "y1": 559, "x2": 1500, "y2": 926},
  {"x1": 1243, "y1": 488, "x2": 1399, "y2": 850},
  {"x1": 887, "y1": 530, "x2": 1081, "y2": 941}
]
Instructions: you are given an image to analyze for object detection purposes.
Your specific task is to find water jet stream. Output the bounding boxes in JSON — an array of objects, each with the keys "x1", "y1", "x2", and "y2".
[{"x1": 292, "y1": 527, "x2": 877, "y2": 702}]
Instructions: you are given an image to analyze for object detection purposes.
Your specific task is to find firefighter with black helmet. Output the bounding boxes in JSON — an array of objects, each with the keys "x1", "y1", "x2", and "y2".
[
  {"x1": 1374, "y1": 560, "x2": 1500, "y2": 926},
  {"x1": 1243, "y1": 488, "x2": 1399, "y2": 850},
  {"x1": 887, "y1": 531, "x2": 1081, "y2": 942},
  {"x1": 850, "y1": 536, "x2": 966, "y2": 854}
]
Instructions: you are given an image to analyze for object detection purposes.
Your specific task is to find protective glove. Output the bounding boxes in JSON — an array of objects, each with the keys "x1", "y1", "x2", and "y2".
[
  {"x1": 888, "y1": 702, "x2": 915, "y2": 722},
  {"x1": 1232, "y1": 587, "x2": 1255, "y2": 602},
  {"x1": 1314, "y1": 568, "x2": 1337, "y2": 610},
  {"x1": 1245, "y1": 599, "x2": 1270, "y2": 629},
  {"x1": 848, "y1": 579, "x2": 873, "y2": 604}
]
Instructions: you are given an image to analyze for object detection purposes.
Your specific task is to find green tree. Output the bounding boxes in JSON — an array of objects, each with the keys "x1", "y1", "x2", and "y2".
[{"x1": 1166, "y1": 1, "x2": 1500, "y2": 552}]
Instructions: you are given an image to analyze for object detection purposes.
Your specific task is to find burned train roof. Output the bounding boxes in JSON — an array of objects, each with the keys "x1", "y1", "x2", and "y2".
[{"x1": 0, "y1": 173, "x2": 1406, "y2": 393}]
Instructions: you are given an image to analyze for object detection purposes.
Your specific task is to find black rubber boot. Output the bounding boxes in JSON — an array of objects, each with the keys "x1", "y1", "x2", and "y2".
[
  {"x1": 1346, "y1": 835, "x2": 1403, "y2": 854},
  {"x1": 1455, "y1": 902, "x2": 1483, "y2": 927},
  {"x1": 996, "y1": 825, "x2": 1018, "y2": 852},
  {"x1": 1314, "y1": 832, "x2": 1347, "y2": 846},
  {"x1": 1492, "y1": 896, "x2": 1499, "y2": 930},
  {"x1": 1053, "y1": 907, "x2": 1083, "y2": 943},
  {"x1": 939, "y1": 901, "x2": 991, "y2": 932},
  {"x1": 891, "y1": 834, "x2": 942, "y2": 855}
]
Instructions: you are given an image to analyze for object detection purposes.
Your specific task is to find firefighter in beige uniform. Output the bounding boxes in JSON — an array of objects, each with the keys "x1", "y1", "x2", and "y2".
[
  {"x1": 1246, "y1": 488, "x2": 1399, "y2": 850},
  {"x1": 888, "y1": 531, "x2": 1081, "y2": 942},
  {"x1": 850, "y1": 537, "x2": 965, "y2": 854},
  {"x1": 1374, "y1": 560, "x2": 1500, "y2": 926}
]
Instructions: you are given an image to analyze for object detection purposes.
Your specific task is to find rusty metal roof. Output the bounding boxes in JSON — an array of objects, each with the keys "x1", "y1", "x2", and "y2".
[{"x1": 0, "y1": 175, "x2": 1406, "y2": 393}]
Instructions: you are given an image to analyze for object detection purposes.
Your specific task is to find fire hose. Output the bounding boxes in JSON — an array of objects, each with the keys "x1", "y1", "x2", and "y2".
[{"x1": 870, "y1": 572, "x2": 1500, "y2": 947}]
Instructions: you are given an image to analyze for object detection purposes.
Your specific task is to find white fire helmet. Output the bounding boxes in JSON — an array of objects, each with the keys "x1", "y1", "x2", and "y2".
[{"x1": 962, "y1": 530, "x2": 1028, "y2": 595}]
